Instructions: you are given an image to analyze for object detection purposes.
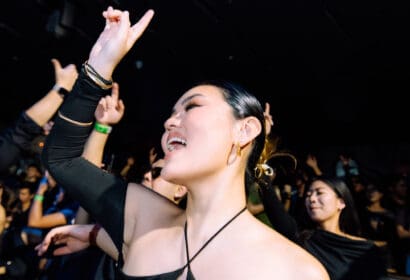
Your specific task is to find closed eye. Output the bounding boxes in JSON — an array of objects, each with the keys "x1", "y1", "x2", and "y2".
[{"x1": 185, "y1": 102, "x2": 200, "y2": 111}]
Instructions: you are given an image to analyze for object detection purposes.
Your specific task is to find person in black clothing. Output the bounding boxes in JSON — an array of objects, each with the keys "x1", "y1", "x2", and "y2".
[
  {"x1": 260, "y1": 175, "x2": 388, "y2": 280},
  {"x1": 36, "y1": 93, "x2": 187, "y2": 279},
  {"x1": 0, "y1": 59, "x2": 77, "y2": 278},
  {"x1": 0, "y1": 58, "x2": 78, "y2": 177},
  {"x1": 40, "y1": 6, "x2": 328, "y2": 279},
  {"x1": 1, "y1": 182, "x2": 38, "y2": 279}
]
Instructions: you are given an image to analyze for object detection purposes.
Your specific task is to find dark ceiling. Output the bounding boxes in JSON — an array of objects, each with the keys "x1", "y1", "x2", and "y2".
[{"x1": 1, "y1": 0, "x2": 410, "y2": 159}]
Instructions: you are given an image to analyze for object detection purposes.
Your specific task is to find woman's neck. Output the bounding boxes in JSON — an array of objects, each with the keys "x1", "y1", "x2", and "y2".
[
  {"x1": 184, "y1": 171, "x2": 247, "y2": 239},
  {"x1": 318, "y1": 216, "x2": 342, "y2": 235}
]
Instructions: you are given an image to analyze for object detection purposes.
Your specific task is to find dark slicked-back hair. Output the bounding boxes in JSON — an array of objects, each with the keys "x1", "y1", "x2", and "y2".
[{"x1": 195, "y1": 80, "x2": 266, "y2": 189}]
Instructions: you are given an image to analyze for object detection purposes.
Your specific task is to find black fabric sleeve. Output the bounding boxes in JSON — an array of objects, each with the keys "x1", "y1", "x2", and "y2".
[
  {"x1": 258, "y1": 179, "x2": 300, "y2": 243},
  {"x1": 0, "y1": 112, "x2": 43, "y2": 173},
  {"x1": 42, "y1": 69, "x2": 127, "y2": 251}
]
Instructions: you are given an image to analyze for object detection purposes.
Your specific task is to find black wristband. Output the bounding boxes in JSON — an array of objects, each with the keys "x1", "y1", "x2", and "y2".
[
  {"x1": 82, "y1": 62, "x2": 113, "y2": 89},
  {"x1": 84, "y1": 61, "x2": 113, "y2": 86},
  {"x1": 52, "y1": 84, "x2": 69, "y2": 99}
]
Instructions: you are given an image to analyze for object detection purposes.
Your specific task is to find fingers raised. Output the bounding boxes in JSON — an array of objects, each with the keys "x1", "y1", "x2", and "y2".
[
  {"x1": 51, "y1": 58, "x2": 62, "y2": 72},
  {"x1": 111, "y1": 82, "x2": 120, "y2": 103},
  {"x1": 264, "y1": 102, "x2": 270, "y2": 115},
  {"x1": 130, "y1": 9, "x2": 155, "y2": 46},
  {"x1": 118, "y1": 99, "x2": 125, "y2": 113}
]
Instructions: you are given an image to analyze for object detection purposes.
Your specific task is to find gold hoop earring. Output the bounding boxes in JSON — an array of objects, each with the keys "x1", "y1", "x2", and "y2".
[{"x1": 236, "y1": 143, "x2": 242, "y2": 156}]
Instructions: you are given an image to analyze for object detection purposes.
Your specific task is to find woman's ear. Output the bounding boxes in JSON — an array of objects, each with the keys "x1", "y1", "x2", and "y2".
[
  {"x1": 238, "y1": 116, "x2": 262, "y2": 146},
  {"x1": 337, "y1": 199, "x2": 346, "y2": 211},
  {"x1": 228, "y1": 117, "x2": 262, "y2": 165}
]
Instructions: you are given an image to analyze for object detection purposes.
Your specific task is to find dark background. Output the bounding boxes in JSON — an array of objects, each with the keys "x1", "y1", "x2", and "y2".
[{"x1": 1, "y1": 0, "x2": 410, "y2": 174}]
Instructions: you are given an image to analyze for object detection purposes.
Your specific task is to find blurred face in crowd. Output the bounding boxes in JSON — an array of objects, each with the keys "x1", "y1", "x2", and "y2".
[
  {"x1": 25, "y1": 166, "x2": 42, "y2": 182},
  {"x1": 19, "y1": 188, "x2": 33, "y2": 204},
  {"x1": 366, "y1": 186, "x2": 383, "y2": 203},
  {"x1": 305, "y1": 180, "x2": 345, "y2": 225}
]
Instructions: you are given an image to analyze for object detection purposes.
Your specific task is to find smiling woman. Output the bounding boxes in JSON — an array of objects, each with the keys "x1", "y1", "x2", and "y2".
[
  {"x1": 41, "y1": 6, "x2": 329, "y2": 280},
  {"x1": 305, "y1": 178, "x2": 361, "y2": 236},
  {"x1": 260, "y1": 176, "x2": 388, "y2": 280}
]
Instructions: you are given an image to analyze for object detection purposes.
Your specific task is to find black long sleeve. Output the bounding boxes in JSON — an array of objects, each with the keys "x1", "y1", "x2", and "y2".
[
  {"x1": 259, "y1": 181, "x2": 300, "y2": 243},
  {"x1": 0, "y1": 112, "x2": 43, "y2": 174},
  {"x1": 42, "y1": 69, "x2": 127, "y2": 250}
]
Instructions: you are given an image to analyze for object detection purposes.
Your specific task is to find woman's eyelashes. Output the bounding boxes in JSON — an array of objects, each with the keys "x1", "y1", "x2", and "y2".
[
  {"x1": 185, "y1": 102, "x2": 200, "y2": 111},
  {"x1": 167, "y1": 101, "x2": 201, "y2": 117}
]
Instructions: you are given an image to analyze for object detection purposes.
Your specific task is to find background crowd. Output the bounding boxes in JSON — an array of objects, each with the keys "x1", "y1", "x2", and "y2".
[
  {"x1": 1, "y1": 74, "x2": 410, "y2": 279},
  {"x1": 1, "y1": 16, "x2": 410, "y2": 279}
]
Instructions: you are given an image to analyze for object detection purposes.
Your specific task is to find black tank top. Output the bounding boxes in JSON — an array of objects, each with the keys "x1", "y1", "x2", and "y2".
[{"x1": 117, "y1": 206, "x2": 247, "y2": 280}]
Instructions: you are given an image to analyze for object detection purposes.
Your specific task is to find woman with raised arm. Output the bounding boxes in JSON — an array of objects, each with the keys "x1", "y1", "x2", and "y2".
[
  {"x1": 42, "y1": 7, "x2": 328, "y2": 279},
  {"x1": 0, "y1": 59, "x2": 77, "y2": 174}
]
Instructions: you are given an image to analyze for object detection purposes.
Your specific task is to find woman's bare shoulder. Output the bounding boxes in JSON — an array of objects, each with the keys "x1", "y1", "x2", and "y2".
[
  {"x1": 259, "y1": 233, "x2": 328, "y2": 279},
  {"x1": 123, "y1": 183, "x2": 185, "y2": 243},
  {"x1": 242, "y1": 220, "x2": 329, "y2": 279},
  {"x1": 126, "y1": 182, "x2": 184, "y2": 217}
]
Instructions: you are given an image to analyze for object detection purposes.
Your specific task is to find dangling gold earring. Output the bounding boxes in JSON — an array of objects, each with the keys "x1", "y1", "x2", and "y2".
[{"x1": 236, "y1": 142, "x2": 242, "y2": 156}]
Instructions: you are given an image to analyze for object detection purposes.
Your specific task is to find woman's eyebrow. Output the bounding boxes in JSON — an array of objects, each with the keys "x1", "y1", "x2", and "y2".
[
  {"x1": 180, "y1": 93, "x2": 204, "y2": 106},
  {"x1": 171, "y1": 93, "x2": 205, "y2": 114}
]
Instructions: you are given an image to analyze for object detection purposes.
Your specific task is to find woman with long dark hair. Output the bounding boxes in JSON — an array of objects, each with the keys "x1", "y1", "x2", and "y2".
[{"x1": 260, "y1": 175, "x2": 387, "y2": 280}]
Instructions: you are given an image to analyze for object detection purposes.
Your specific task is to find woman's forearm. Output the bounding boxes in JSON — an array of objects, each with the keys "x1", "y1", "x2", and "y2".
[
  {"x1": 96, "y1": 226, "x2": 119, "y2": 260},
  {"x1": 42, "y1": 69, "x2": 126, "y2": 251},
  {"x1": 25, "y1": 89, "x2": 64, "y2": 127}
]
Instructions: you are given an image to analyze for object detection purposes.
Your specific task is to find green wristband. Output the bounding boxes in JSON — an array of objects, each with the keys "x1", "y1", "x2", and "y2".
[
  {"x1": 94, "y1": 122, "x2": 112, "y2": 134},
  {"x1": 34, "y1": 194, "x2": 44, "y2": 202}
]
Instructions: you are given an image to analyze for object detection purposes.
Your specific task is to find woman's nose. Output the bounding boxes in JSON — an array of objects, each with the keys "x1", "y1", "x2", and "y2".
[
  {"x1": 164, "y1": 112, "x2": 181, "y2": 130},
  {"x1": 308, "y1": 194, "x2": 317, "y2": 203}
]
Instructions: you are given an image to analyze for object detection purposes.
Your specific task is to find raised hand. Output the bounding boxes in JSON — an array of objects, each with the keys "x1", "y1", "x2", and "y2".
[
  {"x1": 36, "y1": 177, "x2": 49, "y2": 195},
  {"x1": 306, "y1": 154, "x2": 323, "y2": 176},
  {"x1": 306, "y1": 154, "x2": 318, "y2": 169},
  {"x1": 127, "y1": 156, "x2": 135, "y2": 166},
  {"x1": 88, "y1": 7, "x2": 154, "y2": 79},
  {"x1": 36, "y1": 224, "x2": 94, "y2": 256},
  {"x1": 51, "y1": 58, "x2": 78, "y2": 91},
  {"x1": 94, "y1": 82, "x2": 125, "y2": 125},
  {"x1": 264, "y1": 102, "x2": 274, "y2": 135}
]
